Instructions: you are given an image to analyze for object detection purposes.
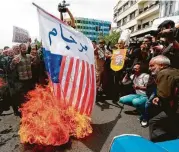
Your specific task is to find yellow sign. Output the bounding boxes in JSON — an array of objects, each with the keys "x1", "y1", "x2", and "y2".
[{"x1": 110, "y1": 49, "x2": 127, "y2": 71}]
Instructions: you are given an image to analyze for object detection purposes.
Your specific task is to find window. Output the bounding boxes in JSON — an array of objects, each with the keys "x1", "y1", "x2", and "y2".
[
  {"x1": 130, "y1": 0, "x2": 136, "y2": 6},
  {"x1": 130, "y1": 26, "x2": 134, "y2": 32},
  {"x1": 117, "y1": 20, "x2": 121, "y2": 27},
  {"x1": 169, "y1": 1, "x2": 174, "y2": 16},
  {"x1": 138, "y1": 25, "x2": 141, "y2": 30},
  {"x1": 118, "y1": 7, "x2": 123, "y2": 14},
  {"x1": 123, "y1": 17, "x2": 127, "y2": 25},
  {"x1": 164, "y1": 1, "x2": 174, "y2": 16},
  {"x1": 139, "y1": 8, "x2": 143, "y2": 14},
  {"x1": 144, "y1": 6, "x2": 148, "y2": 11},
  {"x1": 123, "y1": 2, "x2": 129, "y2": 10},
  {"x1": 143, "y1": 22, "x2": 149, "y2": 28},
  {"x1": 114, "y1": 13, "x2": 118, "y2": 18},
  {"x1": 130, "y1": 12, "x2": 135, "y2": 20}
]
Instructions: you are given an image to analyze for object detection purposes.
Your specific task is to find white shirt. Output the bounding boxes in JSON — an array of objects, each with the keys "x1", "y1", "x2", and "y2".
[{"x1": 130, "y1": 73, "x2": 149, "y2": 95}]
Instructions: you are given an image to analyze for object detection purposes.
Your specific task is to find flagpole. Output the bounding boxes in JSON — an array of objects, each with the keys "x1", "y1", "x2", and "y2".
[
  {"x1": 32, "y1": 2, "x2": 44, "y2": 10},
  {"x1": 32, "y1": 2, "x2": 65, "y2": 24}
]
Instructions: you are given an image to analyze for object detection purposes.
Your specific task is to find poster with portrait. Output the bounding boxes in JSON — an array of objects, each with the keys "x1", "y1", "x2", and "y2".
[
  {"x1": 12, "y1": 26, "x2": 30, "y2": 43},
  {"x1": 111, "y1": 49, "x2": 127, "y2": 71}
]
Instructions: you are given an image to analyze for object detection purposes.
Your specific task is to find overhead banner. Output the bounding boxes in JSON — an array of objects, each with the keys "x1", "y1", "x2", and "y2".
[{"x1": 12, "y1": 26, "x2": 30, "y2": 43}]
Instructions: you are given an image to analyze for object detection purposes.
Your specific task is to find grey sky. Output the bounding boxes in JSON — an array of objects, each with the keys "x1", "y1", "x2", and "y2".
[{"x1": 0, "y1": 0, "x2": 118, "y2": 48}]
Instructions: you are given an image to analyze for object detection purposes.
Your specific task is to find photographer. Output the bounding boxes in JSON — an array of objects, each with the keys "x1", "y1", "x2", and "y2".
[
  {"x1": 131, "y1": 36, "x2": 153, "y2": 72},
  {"x1": 157, "y1": 20, "x2": 179, "y2": 69},
  {"x1": 119, "y1": 63, "x2": 149, "y2": 121},
  {"x1": 58, "y1": 1, "x2": 75, "y2": 28}
]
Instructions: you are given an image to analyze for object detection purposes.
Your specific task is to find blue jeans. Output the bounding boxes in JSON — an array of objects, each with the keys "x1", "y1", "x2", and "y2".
[
  {"x1": 142, "y1": 93, "x2": 156, "y2": 121},
  {"x1": 119, "y1": 94, "x2": 148, "y2": 112}
]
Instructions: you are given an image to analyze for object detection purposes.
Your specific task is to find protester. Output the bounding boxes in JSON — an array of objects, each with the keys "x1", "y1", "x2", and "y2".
[
  {"x1": 30, "y1": 43, "x2": 40, "y2": 85},
  {"x1": 9, "y1": 43, "x2": 34, "y2": 115},
  {"x1": 60, "y1": 7, "x2": 76, "y2": 28},
  {"x1": 148, "y1": 55, "x2": 179, "y2": 142},
  {"x1": 12, "y1": 45, "x2": 20, "y2": 55},
  {"x1": 1, "y1": 15, "x2": 179, "y2": 147},
  {"x1": 94, "y1": 39, "x2": 106, "y2": 94}
]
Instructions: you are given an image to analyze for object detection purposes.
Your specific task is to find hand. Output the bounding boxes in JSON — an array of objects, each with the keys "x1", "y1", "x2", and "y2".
[
  {"x1": 66, "y1": 8, "x2": 69, "y2": 12},
  {"x1": 13, "y1": 57, "x2": 20, "y2": 64},
  {"x1": 106, "y1": 54, "x2": 112, "y2": 59},
  {"x1": 152, "y1": 45, "x2": 163, "y2": 52},
  {"x1": 133, "y1": 85, "x2": 140, "y2": 90},
  {"x1": 159, "y1": 29, "x2": 171, "y2": 35},
  {"x1": 125, "y1": 57, "x2": 129, "y2": 61},
  {"x1": 152, "y1": 97, "x2": 159, "y2": 105}
]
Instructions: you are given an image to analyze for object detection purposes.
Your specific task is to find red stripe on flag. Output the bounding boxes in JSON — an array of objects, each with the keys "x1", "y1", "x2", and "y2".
[
  {"x1": 80, "y1": 62, "x2": 90, "y2": 114},
  {"x1": 68, "y1": 59, "x2": 80, "y2": 107},
  {"x1": 75, "y1": 60, "x2": 85, "y2": 111},
  {"x1": 86, "y1": 65, "x2": 95, "y2": 115},
  {"x1": 63, "y1": 58, "x2": 74, "y2": 104},
  {"x1": 59, "y1": 56, "x2": 67, "y2": 103},
  {"x1": 53, "y1": 83, "x2": 62, "y2": 106},
  {"x1": 56, "y1": 83, "x2": 61, "y2": 100}
]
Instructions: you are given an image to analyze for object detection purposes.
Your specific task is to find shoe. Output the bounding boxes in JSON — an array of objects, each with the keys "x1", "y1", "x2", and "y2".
[{"x1": 141, "y1": 120, "x2": 148, "y2": 128}]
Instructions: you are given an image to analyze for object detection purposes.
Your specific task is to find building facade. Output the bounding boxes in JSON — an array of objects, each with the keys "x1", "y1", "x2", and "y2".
[
  {"x1": 160, "y1": 0, "x2": 179, "y2": 17},
  {"x1": 113, "y1": 0, "x2": 159, "y2": 39},
  {"x1": 74, "y1": 18, "x2": 111, "y2": 41}
]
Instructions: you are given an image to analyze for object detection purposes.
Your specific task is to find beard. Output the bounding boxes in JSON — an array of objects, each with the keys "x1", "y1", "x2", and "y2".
[{"x1": 151, "y1": 67, "x2": 161, "y2": 75}]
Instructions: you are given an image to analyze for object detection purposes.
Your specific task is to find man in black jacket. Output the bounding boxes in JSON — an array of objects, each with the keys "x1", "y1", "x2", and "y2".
[{"x1": 158, "y1": 20, "x2": 179, "y2": 69}]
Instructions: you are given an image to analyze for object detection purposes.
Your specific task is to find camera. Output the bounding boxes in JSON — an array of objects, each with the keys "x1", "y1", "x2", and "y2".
[
  {"x1": 58, "y1": 0, "x2": 70, "y2": 13},
  {"x1": 123, "y1": 68, "x2": 134, "y2": 75}
]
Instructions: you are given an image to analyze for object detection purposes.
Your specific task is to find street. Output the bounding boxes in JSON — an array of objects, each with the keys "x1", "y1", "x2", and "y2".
[{"x1": 0, "y1": 100, "x2": 149, "y2": 152}]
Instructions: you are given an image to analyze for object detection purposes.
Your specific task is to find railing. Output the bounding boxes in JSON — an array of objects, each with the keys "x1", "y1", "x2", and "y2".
[
  {"x1": 137, "y1": 2, "x2": 159, "y2": 16},
  {"x1": 131, "y1": 25, "x2": 152, "y2": 34},
  {"x1": 114, "y1": 1, "x2": 137, "y2": 18}
]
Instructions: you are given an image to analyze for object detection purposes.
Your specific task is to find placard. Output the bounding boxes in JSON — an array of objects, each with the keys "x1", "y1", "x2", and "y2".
[{"x1": 12, "y1": 26, "x2": 30, "y2": 43}]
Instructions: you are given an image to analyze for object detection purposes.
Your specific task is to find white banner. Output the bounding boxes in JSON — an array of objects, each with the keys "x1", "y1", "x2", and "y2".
[
  {"x1": 37, "y1": 7, "x2": 94, "y2": 64},
  {"x1": 12, "y1": 26, "x2": 30, "y2": 43}
]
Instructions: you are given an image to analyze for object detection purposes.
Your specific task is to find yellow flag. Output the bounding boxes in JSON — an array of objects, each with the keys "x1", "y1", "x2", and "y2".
[{"x1": 110, "y1": 49, "x2": 127, "y2": 71}]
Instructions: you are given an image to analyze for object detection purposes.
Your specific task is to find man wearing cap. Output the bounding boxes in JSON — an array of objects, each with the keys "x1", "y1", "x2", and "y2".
[{"x1": 95, "y1": 39, "x2": 111, "y2": 94}]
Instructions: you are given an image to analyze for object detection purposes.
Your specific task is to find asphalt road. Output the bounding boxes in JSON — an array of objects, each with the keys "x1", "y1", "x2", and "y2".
[{"x1": 0, "y1": 100, "x2": 149, "y2": 152}]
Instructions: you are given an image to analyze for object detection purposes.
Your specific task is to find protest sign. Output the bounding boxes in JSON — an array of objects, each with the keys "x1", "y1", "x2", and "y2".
[{"x1": 12, "y1": 26, "x2": 30, "y2": 43}]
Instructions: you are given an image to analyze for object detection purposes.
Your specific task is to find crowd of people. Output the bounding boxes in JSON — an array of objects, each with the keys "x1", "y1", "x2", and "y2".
[
  {"x1": 0, "y1": 18, "x2": 179, "y2": 144},
  {"x1": 93, "y1": 20, "x2": 179, "y2": 142},
  {"x1": 0, "y1": 39, "x2": 47, "y2": 116}
]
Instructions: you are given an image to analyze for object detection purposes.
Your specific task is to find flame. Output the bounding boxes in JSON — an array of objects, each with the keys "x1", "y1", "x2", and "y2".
[{"x1": 19, "y1": 84, "x2": 92, "y2": 146}]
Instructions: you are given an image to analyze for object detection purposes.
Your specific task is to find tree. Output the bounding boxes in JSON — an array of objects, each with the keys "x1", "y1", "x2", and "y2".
[{"x1": 98, "y1": 31, "x2": 120, "y2": 46}]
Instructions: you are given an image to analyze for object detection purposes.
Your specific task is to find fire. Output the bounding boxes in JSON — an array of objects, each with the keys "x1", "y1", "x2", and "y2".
[{"x1": 19, "y1": 84, "x2": 92, "y2": 146}]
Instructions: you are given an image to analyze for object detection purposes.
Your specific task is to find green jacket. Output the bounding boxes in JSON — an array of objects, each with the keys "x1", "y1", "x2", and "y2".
[{"x1": 157, "y1": 67, "x2": 179, "y2": 98}]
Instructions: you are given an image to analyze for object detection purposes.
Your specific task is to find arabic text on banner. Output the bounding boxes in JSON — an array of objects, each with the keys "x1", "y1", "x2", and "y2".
[{"x1": 37, "y1": 6, "x2": 96, "y2": 116}]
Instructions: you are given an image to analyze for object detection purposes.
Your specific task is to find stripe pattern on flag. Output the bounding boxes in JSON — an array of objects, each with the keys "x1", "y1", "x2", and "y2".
[{"x1": 52, "y1": 56, "x2": 96, "y2": 116}]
